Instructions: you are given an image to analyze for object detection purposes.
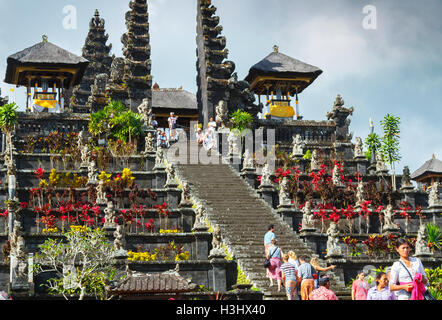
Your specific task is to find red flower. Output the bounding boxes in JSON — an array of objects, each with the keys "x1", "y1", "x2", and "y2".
[
  {"x1": 34, "y1": 168, "x2": 45, "y2": 180},
  {"x1": 20, "y1": 202, "x2": 29, "y2": 209}
]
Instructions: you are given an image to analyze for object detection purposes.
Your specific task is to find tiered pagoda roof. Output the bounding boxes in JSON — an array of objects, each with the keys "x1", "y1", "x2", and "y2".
[{"x1": 70, "y1": 10, "x2": 113, "y2": 113}]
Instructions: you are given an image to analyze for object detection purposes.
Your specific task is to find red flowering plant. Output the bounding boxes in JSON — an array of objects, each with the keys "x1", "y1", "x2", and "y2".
[
  {"x1": 398, "y1": 201, "x2": 412, "y2": 234},
  {"x1": 154, "y1": 202, "x2": 171, "y2": 230},
  {"x1": 144, "y1": 218, "x2": 155, "y2": 234},
  {"x1": 34, "y1": 168, "x2": 45, "y2": 180},
  {"x1": 0, "y1": 209, "x2": 8, "y2": 233},
  {"x1": 359, "y1": 200, "x2": 372, "y2": 234},
  {"x1": 362, "y1": 234, "x2": 390, "y2": 258},
  {"x1": 343, "y1": 205, "x2": 357, "y2": 234}
]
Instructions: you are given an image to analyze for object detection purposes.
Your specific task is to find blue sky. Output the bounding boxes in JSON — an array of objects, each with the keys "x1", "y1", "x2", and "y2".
[{"x1": 0, "y1": 0, "x2": 441, "y2": 175}]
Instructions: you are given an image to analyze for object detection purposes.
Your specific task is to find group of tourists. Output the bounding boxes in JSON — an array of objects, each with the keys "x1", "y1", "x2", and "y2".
[
  {"x1": 264, "y1": 225, "x2": 431, "y2": 301},
  {"x1": 196, "y1": 117, "x2": 217, "y2": 150}
]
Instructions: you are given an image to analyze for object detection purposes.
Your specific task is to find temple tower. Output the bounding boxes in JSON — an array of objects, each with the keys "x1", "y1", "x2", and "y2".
[
  {"x1": 70, "y1": 10, "x2": 113, "y2": 113},
  {"x1": 121, "y1": 0, "x2": 153, "y2": 112}
]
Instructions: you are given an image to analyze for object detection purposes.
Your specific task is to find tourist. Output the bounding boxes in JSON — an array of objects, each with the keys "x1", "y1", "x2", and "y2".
[
  {"x1": 309, "y1": 276, "x2": 339, "y2": 300},
  {"x1": 310, "y1": 257, "x2": 336, "y2": 289},
  {"x1": 152, "y1": 114, "x2": 158, "y2": 129},
  {"x1": 351, "y1": 270, "x2": 369, "y2": 300},
  {"x1": 196, "y1": 128, "x2": 204, "y2": 144},
  {"x1": 267, "y1": 239, "x2": 283, "y2": 291},
  {"x1": 159, "y1": 131, "x2": 169, "y2": 149},
  {"x1": 208, "y1": 117, "x2": 217, "y2": 133},
  {"x1": 280, "y1": 253, "x2": 298, "y2": 300},
  {"x1": 389, "y1": 238, "x2": 429, "y2": 300},
  {"x1": 297, "y1": 255, "x2": 316, "y2": 300},
  {"x1": 264, "y1": 224, "x2": 276, "y2": 255},
  {"x1": 288, "y1": 251, "x2": 300, "y2": 270},
  {"x1": 367, "y1": 272, "x2": 397, "y2": 300},
  {"x1": 168, "y1": 112, "x2": 178, "y2": 141}
]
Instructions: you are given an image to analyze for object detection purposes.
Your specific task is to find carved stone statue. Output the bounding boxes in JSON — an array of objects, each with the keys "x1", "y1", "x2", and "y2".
[
  {"x1": 155, "y1": 147, "x2": 165, "y2": 168},
  {"x1": 77, "y1": 130, "x2": 85, "y2": 150},
  {"x1": 113, "y1": 224, "x2": 128, "y2": 258},
  {"x1": 354, "y1": 137, "x2": 364, "y2": 158},
  {"x1": 279, "y1": 176, "x2": 291, "y2": 206},
  {"x1": 179, "y1": 182, "x2": 192, "y2": 207},
  {"x1": 137, "y1": 98, "x2": 153, "y2": 128},
  {"x1": 215, "y1": 100, "x2": 229, "y2": 129},
  {"x1": 96, "y1": 179, "x2": 106, "y2": 205},
  {"x1": 301, "y1": 201, "x2": 316, "y2": 231},
  {"x1": 415, "y1": 223, "x2": 432, "y2": 257},
  {"x1": 81, "y1": 145, "x2": 89, "y2": 168},
  {"x1": 260, "y1": 163, "x2": 273, "y2": 187},
  {"x1": 193, "y1": 204, "x2": 207, "y2": 230},
  {"x1": 243, "y1": 149, "x2": 254, "y2": 169},
  {"x1": 209, "y1": 224, "x2": 225, "y2": 257},
  {"x1": 376, "y1": 153, "x2": 388, "y2": 173},
  {"x1": 103, "y1": 200, "x2": 117, "y2": 230},
  {"x1": 401, "y1": 166, "x2": 414, "y2": 190},
  {"x1": 326, "y1": 222, "x2": 342, "y2": 257},
  {"x1": 165, "y1": 164, "x2": 177, "y2": 186},
  {"x1": 143, "y1": 132, "x2": 155, "y2": 154},
  {"x1": 311, "y1": 149, "x2": 320, "y2": 171},
  {"x1": 227, "y1": 130, "x2": 239, "y2": 156},
  {"x1": 10, "y1": 222, "x2": 29, "y2": 288},
  {"x1": 326, "y1": 94, "x2": 354, "y2": 142},
  {"x1": 355, "y1": 180, "x2": 365, "y2": 207},
  {"x1": 291, "y1": 134, "x2": 305, "y2": 157},
  {"x1": 428, "y1": 181, "x2": 441, "y2": 207},
  {"x1": 88, "y1": 159, "x2": 98, "y2": 183},
  {"x1": 332, "y1": 164, "x2": 343, "y2": 187},
  {"x1": 382, "y1": 204, "x2": 399, "y2": 231}
]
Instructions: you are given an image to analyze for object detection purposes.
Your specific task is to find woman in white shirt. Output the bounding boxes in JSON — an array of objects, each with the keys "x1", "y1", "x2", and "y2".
[{"x1": 389, "y1": 238, "x2": 428, "y2": 300}]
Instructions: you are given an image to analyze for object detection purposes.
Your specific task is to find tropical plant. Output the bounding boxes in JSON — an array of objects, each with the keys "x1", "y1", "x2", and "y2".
[
  {"x1": 364, "y1": 132, "x2": 381, "y2": 161},
  {"x1": 380, "y1": 114, "x2": 401, "y2": 190},
  {"x1": 425, "y1": 265, "x2": 442, "y2": 300},
  {"x1": 426, "y1": 222, "x2": 442, "y2": 252},
  {"x1": 33, "y1": 226, "x2": 122, "y2": 300},
  {"x1": 229, "y1": 109, "x2": 254, "y2": 133},
  {"x1": 0, "y1": 102, "x2": 18, "y2": 133}
]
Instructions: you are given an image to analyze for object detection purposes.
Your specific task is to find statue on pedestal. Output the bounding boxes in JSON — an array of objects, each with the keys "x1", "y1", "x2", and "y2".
[
  {"x1": 332, "y1": 164, "x2": 343, "y2": 187},
  {"x1": 137, "y1": 98, "x2": 153, "y2": 128},
  {"x1": 311, "y1": 149, "x2": 320, "y2": 171},
  {"x1": 155, "y1": 147, "x2": 165, "y2": 168},
  {"x1": 143, "y1": 132, "x2": 155, "y2": 154},
  {"x1": 382, "y1": 204, "x2": 399, "y2": 232},
  {"x1": 291, "y1": 134, "x2": 305, "y2": 157},
  {"x1": 415, "y1": 224, "x2": 432, "y2": 257},
  {"x1": 96, "y1": 179, "x2": 107, "y2": 205},
  {"x1": 88, "y1": 160, "x2": 98, "y2": 183},
  {"x1": 210, "y1": 224, "x2": 226, "y2": 257},
  {"x1": 354, "y1": 137, "x2": 364, "y2": 158},
  {"x1": 278, "y1": 176, "x2": 291, "y2": 206},
  {"x1": 428, "y1": 181, "x2": 441, "y2": 208},
  {"x1": 215, "y1": 100, "x2": 229, "y2": 129},
  {"x1": 227, "y1": 130, "x2": 239, "y2": 156},
  {"x1": 301, "y1": 201, "x2": 315, "y2": 230},
  {"x1": 376, "y1": 152, "x2": 388, "y2": 173},
  {"x1": 400, "y1": 166, "x2": 414, "y2": 190},
  {"x1": 355, "y1": 180, "x2": 365, "y2": 207},
  {"x1": 260, "y1": 163, "x2": 273, "y2": 187},
  {"x1": 179, "y1": 182, "x2": 192, "y2": 207},
  {"x1": 326, "y1": 222, "x2": 342, "y2": 257},
  {"x1": 243, "y1": 149, "x2": 254, "y2": 169},
  {"x1": 81, "y1": 145, "x2": 89, "y2": 168},
  {"x1": 103, "y1": 201, "x2": 117, "y2": 230}
]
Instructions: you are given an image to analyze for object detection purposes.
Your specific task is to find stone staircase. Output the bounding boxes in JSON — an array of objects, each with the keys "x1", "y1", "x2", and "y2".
[{"x1": 168, "y1": 142, "x2": 350, "y2": 299}]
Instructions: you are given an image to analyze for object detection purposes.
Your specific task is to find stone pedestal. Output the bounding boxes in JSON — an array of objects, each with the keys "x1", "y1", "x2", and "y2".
[
  {"x1": 278, "y1": 206, "x2": 302, "y2": 232},
  {"x1": 153, "y1": 167, "x2": 166, "y2": 189},
  {"x1": 258, "y1": 185, "x2": 276, "y2": 208},
  {"x1": 144, "y1": 152, "x2": 156, "y2": 171},
  {"x1": 166, "y1": 188, "x2": 181, "y2": 208},
  {"x1": 210, "y1": 255, "x2": 229, "y2": 292},
  {"x1": 300, "y1": 231, "x2": 326, "y2": 258},
  {"x1": 192, "y1": 229, "x2": 210, "y2": 260},
  {"x1": 400, "y1": 188, "x2": 417, "y2": 208},
  {"x1": 179, "y1": 206, "x2": 195, "y2": 233},
  {"x1": 240, "y1": 167, "x2": 257, "y2": 189},
  {"x1": 354, "y1": 158, "x2": 369, "y2": 175}
]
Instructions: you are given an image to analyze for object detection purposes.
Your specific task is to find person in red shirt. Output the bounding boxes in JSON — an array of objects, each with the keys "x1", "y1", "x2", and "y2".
[
  {"x1": 352, "y1": 270, "x2": 369, "y2": 300},
  {"x1": 309, "y1": 276, "x2": 339, "y2": 300}
]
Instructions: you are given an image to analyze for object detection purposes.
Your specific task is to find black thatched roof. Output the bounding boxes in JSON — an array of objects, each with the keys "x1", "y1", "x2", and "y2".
[
  {"x1": 108, "y1": 272, "x2": 198, "y2": 296},
  {"x1": 411, "y1": 155, "x2": 442, "y2": 181},
  {"x1": 4, "y1": 40, "x2": 89, "y2": 87},
  {"x1": 244, "y1": 51, "x2": 323, "y2": 94},
  {"x1": 152, "y1": 89, "x2": 197, "y2": 110}
]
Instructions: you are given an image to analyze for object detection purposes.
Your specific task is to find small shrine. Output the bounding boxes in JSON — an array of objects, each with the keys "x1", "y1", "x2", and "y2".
[
  {"x1": 411, "y1": 154, "x2": 442, "y2": 190},
  {"x1": 4, "y1": 35, "x2": 89, "y2": 112},
  {"x1": 244, "y1": 45, "x2": 322, "y2": 120}
]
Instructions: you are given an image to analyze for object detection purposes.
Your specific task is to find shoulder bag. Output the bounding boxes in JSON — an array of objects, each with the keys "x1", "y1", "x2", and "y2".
[
  {"x1": 264, "y1": 247, "x2": 277, "y2": 269},
  {"x1": 398, "y1": 260, "x2": 436, "y2": 301}
]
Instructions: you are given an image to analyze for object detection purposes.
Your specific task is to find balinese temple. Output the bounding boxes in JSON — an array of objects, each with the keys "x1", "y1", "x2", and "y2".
[
  {"x1": 411, "y1": 154, "x2": 442, "y2": 190},
  {"x1": 4, "y1": 36, "x2": 89, "y2": 112},
  {"x1": 152, "y1": 83, "x2": 198, "y2": 128},
  {"x1": 0, "y1": 89, "x2": 8, "y2": 106},
  {"x1": 70, "y1": 10, "x2": 113, "y2": 113},
  {"x1": 244, "y1": 45, "x2": 323, "y2": 120}
]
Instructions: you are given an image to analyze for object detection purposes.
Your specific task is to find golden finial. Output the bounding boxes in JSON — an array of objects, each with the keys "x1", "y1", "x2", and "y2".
[
  {"x1": 42, "y1": 35, "x2": 48, "y2": 43},
  {"x1": 273, "y1": 45, "x2": 279, "y2": 53}
]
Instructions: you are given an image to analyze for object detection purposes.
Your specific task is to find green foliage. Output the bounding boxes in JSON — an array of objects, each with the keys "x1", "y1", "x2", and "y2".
[
  {"x1": 365, "y1": 133, "x2": 381, "y2": 161},
  {"x1": 426, "y1": 222, "x2": 442, "y2": 251},
  {"x1": 380, "y1": 114, "x2": 401, "y2": 165},
  {"x1": 303, "y1": 149, "x2": 312, "y2": 160},
  {"x1": 0, "y1": 102, "x2": 18, "y2": 132},
  {"x1": 33, "y1": 226, "x2": 120, "y2": 300},
  {"x1": 89, "y1": 100, "x2": 143, "y2": 143},
  {"x1": 229, "y1": 109, "x2": 254, "y2": 132},
  {"x1": 425, "y1": 265, "x2": 442, "y2": 300}
]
